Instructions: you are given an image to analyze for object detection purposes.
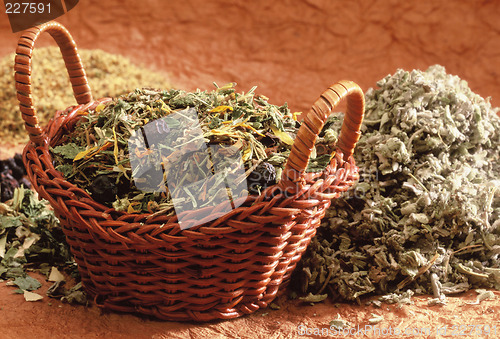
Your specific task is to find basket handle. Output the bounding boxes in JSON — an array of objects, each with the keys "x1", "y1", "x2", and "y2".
[
  {"x1": 15, "y1": 21, "x2": 93, "y2": 146},
  {"x1": 280, "y1": 80, "x2": 364, "y2": 192}
]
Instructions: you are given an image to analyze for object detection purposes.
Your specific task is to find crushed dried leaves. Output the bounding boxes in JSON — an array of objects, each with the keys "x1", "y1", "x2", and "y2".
[
  {"x1": 0, "y1": 186, "x2": 85, "y2": 303},
  {"x1": 294, "y1": 65, "x2": 500, "y2": 302}
]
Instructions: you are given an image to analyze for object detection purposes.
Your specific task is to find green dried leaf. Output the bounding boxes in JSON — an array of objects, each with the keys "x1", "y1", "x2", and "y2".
[
  {"x1": 13, "y1": 275, "x2": 42, "y2": 291},
  {"x1": 0, "y1": 216, "x2": 23, "y2": 229},
  {"x1": 61, "y1": 282, "x2": 88, "y2": 305},
  {"x1": 269, "y1": 302, "x2": 280, "y2": 310},
  {"x1": 51, "y1": 144, "x2": 86, "y2": 160},
  {"x1": 55, "y1": 164, "x2": 74, "y2": 177},
  {"x1": 299, "y1": 292, "x2": 328, "y2": 303}
]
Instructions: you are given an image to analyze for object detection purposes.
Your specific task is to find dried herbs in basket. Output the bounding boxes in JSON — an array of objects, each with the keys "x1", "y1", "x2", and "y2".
[
  {"x1": 293, "y1": 65, "x2": 500, "y2": 303},
  {"x1": 51, "y1": 83, "x2": 340, "y2": 216}
]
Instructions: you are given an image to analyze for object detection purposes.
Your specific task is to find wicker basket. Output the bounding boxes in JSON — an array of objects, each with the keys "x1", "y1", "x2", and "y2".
[{"x1": 15, "y1": 21, "x2": 364, "y2": 321}]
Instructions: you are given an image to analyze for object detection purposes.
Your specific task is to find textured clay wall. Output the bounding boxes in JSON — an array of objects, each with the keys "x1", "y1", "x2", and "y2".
[{"x1": 1, "y1": 0, "x2": 500, "y2": 115}]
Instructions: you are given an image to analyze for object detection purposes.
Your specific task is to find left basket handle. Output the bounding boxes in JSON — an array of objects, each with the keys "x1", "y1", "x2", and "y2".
[{"x1": 15, "y1": 21, "x2": 93, "y2": 146}]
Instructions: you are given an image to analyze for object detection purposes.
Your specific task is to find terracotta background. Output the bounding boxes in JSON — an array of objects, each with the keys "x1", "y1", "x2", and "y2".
[
  {"x1": 2, "y1": 0, "x2": 500, "y2": 116},
  {"x1": 1, "y1": 1, "x2": 499, "y2": 338}
]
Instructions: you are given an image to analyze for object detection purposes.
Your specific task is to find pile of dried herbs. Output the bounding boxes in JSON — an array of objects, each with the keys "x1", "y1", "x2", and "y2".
[
  {"x1": 0, "y1": 47, "x2": 172, "y2": 143},
  {"x1": 51, "y1": 84, "x2": 337, "y2": 215},
  {"x1": 0, "y1": 186, "x2": 84, "y2": 302},
  {"x1": 293, "y1": 65, "x2": 500, "y2": 303},
  {"x1": 0, "y1": 187, "x2": 71, "y2": 278}
]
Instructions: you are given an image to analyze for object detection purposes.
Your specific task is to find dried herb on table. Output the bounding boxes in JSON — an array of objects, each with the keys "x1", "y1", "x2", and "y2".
[
  {"x1": 0, "y1": 187, "x2": 77, "y2": 296},
  {"x1": 0, "y1": 46, "x2": 172, "y2": 144},
  {"x1": 293, "y1": 65, "x2": 500, "y2": 302},
  {"x1": 51, "y1": 84, "x2": 337, "y2": 216}
]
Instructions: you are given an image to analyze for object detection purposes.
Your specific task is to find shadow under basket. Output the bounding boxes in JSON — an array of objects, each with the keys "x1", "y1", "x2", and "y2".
[{"x1": 15, "y1": 21, "x2": 364, "y2": 321}]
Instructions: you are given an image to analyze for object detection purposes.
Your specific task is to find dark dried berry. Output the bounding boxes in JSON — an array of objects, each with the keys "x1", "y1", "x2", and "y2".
[
  {"x1": 5, "y1": 158, "x2": 16, "y2": 169},
  {"x1": 89, "y1": 175, "x2": 118, "y2": 204},
  {"x1": 0, "y1": 171, "x2": 18, "y2": 202},
  {"x1": 0, "y1": 159, "x2": 8, "y2": 173},
  {"x1": 13, "y1": 153, "x2": 26, "y2": 174},
  {"x1": 246, "y1": 162, "x2": 277, "y2": 194},
  {"x1": 6, "y1": 160, "x2": 24, "y2": 181},
  {"x1": 0, "y1": 154, "x2": 27, "y2": 179},
  {"x1": 0, "y1": 154, "x2": 30, "y2": 202}
]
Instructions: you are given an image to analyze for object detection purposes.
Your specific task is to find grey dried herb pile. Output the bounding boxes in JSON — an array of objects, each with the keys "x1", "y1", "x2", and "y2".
[
  {"x1": 0, "y1": 46, "x2": 172, "y2": 143},
  {"x1": 294, "y1": 65, "x2": 500, "y2": 302}
]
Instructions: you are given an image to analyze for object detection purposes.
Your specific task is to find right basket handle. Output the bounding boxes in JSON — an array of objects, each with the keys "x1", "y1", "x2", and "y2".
[
  {"x1": 280, "y1": 80, "x2": 364, "y2": 193},
  {"x1": 15, "y1": 21, "x2": 93, "y2": 146}
]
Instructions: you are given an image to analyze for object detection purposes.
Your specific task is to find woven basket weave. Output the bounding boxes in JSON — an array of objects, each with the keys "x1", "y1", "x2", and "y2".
[{"x1": 15, "y1": 21, "x2": 365, "y2": 321}]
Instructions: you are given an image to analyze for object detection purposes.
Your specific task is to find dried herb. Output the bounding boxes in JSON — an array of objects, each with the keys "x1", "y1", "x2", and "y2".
[
  {"x1": 329, "y1": 314, "x2": 351, "y2": 330},
  {"x1": 61, "y1": 282, "x2": 88, "y2": 305},
  {"x1": 368, "y1": 313, "x2": 384, "y2": 324},
  {"x1": 1, "y1": 47, "x2": 172, "y2": 144},
  {"x1": 299, "y1": 292, "x2": 328, "y2": 304},
  {"x1": 467, "y1": 289, "x2": 496, "y2": 305},
  {"x1": 378, "y1": 290, "x2": 414, "y2": 306},
  {"x1": 45, "y1": 280, "x2": 88, "y2": 305},
  {"x1": 51, "y1": 84, "x2": 335, "y2": 218},
  {"x1": 294, "y1": 65, "x2": 500, "y2": 302},
  {"x1": 0, "y1": 187, "x2": 75, "y2": 283},
  {"x1": 24, "y1": 290, "x2": 44, "y2": 302},
  {"x1": 13, "y1": 275, "x2": 42, "y2": 292}
]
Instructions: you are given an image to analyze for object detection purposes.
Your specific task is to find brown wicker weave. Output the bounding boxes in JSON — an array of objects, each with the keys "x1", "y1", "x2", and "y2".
[{"x1": 15, "y1": 21, "x2": 365, "y2": 321}]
